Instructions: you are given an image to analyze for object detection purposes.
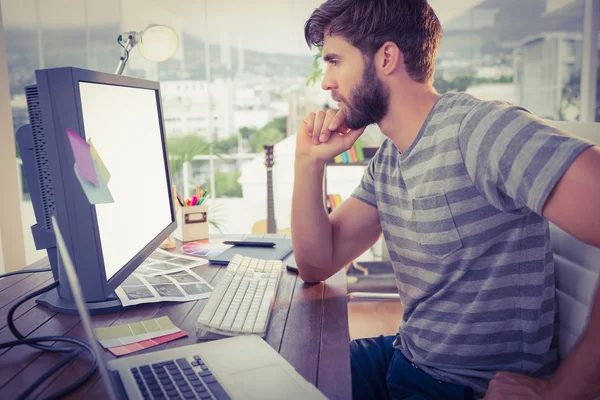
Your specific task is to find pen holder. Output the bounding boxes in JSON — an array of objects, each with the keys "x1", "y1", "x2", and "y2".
[{"x1": 173, "y1": 204, "x2": 209, "y2": 242}]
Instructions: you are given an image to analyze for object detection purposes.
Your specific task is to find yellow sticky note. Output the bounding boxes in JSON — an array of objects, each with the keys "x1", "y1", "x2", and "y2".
[{"x1": 87, "y1": 138, "x2": 111, "y2": 183}]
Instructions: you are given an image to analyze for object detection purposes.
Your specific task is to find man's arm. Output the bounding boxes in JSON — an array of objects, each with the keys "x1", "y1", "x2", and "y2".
[
  {"x1": 485, "y1": 145, "x2": 600, "y2": 399},
  {"x1": 292, "y1": 157, "x2": 381, "y2": 283},
  {"x1": 541, "y1": 144, "x2": 600, "y2": 399},
  {"x1": 291, "y1": 109, "x2": 381, "y2": 283}
]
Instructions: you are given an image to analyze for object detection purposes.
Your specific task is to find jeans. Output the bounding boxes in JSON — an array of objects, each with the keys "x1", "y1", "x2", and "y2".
[{"x1": 350, "y1": 335, "x2": 474, "y2": 400}]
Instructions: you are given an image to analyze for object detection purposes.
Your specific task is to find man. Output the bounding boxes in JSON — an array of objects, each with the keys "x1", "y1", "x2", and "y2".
[{"x1": 291, "y1": 0, "x2": 600, "y2": 399}]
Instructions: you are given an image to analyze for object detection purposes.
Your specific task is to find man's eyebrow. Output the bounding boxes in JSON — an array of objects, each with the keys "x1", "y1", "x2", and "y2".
[{"x1": 323, "y1": 53, "x2": 342, "y2": 62}]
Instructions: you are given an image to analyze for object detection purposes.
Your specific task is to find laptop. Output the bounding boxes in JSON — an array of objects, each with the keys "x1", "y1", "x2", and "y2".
[{"x1": 52, "y1": 216, "x2": 327, "y2": 400}]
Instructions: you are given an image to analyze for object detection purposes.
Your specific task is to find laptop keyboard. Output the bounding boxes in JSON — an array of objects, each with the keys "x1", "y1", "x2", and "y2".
[{"x1": 131, "y1": 355, "x2": 230, "y2": 400}]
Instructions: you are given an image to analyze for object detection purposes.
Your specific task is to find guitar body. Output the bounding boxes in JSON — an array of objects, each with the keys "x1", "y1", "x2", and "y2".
[
  {"x1": 251, "y1": 220, "x2": 292, "y2": 235},
  {"x1": 252, "y1": 145, "x2": 291, "y2": 235}
]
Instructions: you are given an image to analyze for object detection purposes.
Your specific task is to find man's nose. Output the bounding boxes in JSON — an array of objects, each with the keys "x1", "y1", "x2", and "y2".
[{"x1": 321, "y1": 72, "x2": 336, "y2": 91}]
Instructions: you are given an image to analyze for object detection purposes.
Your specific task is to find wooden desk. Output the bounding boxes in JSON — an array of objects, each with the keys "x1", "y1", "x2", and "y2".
[{"x1": 0, "y1": 235, "x2": 352, "y2": 399}]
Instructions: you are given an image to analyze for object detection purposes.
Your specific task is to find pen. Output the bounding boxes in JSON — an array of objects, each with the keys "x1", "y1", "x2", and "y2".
[
  {"x1": 199, "y1": 193, "x2": 210, "y2": 205},
  {"x1": 191, "y1": 196, "x2": 198, "y2": 206},
  {"x1": 222, "y1": 240, "x2": 276, "y2": 247}
]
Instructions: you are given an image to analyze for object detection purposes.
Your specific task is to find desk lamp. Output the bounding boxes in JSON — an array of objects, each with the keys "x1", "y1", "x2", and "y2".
[{"x1": 115, "y1": 24, "x2": 179, "y2": 75}]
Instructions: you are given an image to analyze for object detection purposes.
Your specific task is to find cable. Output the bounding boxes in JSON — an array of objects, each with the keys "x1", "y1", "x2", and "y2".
[
  {"x1": 7, "y1": 281, "x2": 72, "y2": 352},
  {"x1": 0, "y1": 268, "x2": 51, "y2": 279},
  {"x1": 1, "y1": 280, "x2": 99, "y2": 399},
  {"x1": 117, "y1": 34, "x2": 124, "y2": 48}
]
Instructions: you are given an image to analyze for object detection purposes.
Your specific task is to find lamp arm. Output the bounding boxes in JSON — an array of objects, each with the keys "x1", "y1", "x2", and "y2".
[{"x1": 115, "y1": 34, "x2": 136, "y2": 75}]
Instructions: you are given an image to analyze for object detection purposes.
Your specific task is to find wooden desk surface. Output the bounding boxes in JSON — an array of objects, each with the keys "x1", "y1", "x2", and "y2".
[{"x1": 0, "y1": 235, "x2": 352, "y2": 399}]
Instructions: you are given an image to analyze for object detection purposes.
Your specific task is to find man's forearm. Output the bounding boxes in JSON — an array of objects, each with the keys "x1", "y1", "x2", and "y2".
[
  {"x1": 548, "y1": 284, "x2": 600, "y2": 399},
  {"x1": 291, "y1": 157, "x2": 334, "y2": 281}
]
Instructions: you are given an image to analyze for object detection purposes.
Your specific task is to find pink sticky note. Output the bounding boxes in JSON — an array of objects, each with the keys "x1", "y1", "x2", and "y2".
[{"x1": 66, "y1": 128, "x2": 99, "y2": 186}]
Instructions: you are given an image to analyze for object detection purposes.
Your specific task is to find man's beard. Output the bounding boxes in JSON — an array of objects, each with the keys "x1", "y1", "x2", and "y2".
[{"x1": 340, "y1": 58, "x2": 390, "y2": 130}]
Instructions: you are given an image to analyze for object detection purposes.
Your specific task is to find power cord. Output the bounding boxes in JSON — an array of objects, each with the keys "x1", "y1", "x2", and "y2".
[
  {"x1": 0, "y1": 268, "x2": 51, "y2": 279},
  {"x1": 0, "y1": 277, "x2": 99, "y2": 399}
]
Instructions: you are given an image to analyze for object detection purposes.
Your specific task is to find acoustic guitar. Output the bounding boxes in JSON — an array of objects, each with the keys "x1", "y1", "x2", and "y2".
[{"x1": 252, "y1": 145, "x2": 291, "y2": 235}]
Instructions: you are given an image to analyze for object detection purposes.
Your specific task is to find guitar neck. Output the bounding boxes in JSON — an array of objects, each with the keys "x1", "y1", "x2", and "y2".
[{"x1": 267, "y1": 168, "x2": 277, "y2": 234}]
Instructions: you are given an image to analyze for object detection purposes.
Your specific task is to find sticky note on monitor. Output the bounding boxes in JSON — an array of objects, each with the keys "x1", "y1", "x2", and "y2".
[
  {"x1": 74, "y1": 161, "x2": 114, "y2": 204},
  {"x1": 66, "y1": 128, "x2": 99, "y2": 186},
  {"x1": 88, "y1": 138, "x2": 111, "y2": 183}
]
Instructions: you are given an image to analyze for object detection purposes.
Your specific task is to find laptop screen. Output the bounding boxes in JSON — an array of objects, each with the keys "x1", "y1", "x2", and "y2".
[{"x1": 52, "y1": 216, "x2": 118, "y2": 400}]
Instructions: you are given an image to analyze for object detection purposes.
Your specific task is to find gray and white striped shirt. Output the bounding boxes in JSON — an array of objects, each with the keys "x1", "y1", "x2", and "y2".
[{"x1": 352, "y1": 92, "x2": 593, "y2": 396}]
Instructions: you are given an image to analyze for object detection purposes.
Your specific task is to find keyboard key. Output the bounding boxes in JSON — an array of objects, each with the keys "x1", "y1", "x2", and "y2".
[
  {"x1": 184, "y1": 370, "x2": 196, "y2": 377},
  {"x1": 151, "y1": 389, "x2": 163, "y2": 396},
  {"x1": 194, "y1": 387, "x2": 207, "y2": 395},
  {"x1": 166, "y1": 389, "x2": 179, "y2": 397},
  {"x1": 183, "y1": 393, "x2": 197, "y2": 399},
  {"x1": 153, "y1": 363, "x2": 166, "y2": 370},
  {"x1": 193, "y1": 355, "x2": 201, "y2": 361},
  {"x1": 191, "y1": 361, "x2": 199, "y2": 367},
  {"x1": 207, "y1": 382, "x2": 231, "y2": 400},
  {"x1": 190, "y1": 379, "x2": 203, "y2": 387},
  {"x1": 177, "y1": 358, "x2": 192, "y2": 370},
  {"x1": 164, "y1": 384, "x2": 175, "y2": 391},
  {"x1": 199, "y1": 370, "x2": 212, "y2": 378},
  {"x1": 199, "y1": 393, "x2": 212, "y2": 400}
]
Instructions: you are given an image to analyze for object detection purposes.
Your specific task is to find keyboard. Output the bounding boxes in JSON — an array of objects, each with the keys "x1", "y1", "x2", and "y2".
[
  {"x1": 196, "y1": 255, "x2": 283, "y2": 337},
  {"x1": 132, "y1": 355, "x2": 230, "y2": 400}
]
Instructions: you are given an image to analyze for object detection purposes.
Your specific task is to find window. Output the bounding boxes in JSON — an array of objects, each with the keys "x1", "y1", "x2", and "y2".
[{"x1": 4, "y1": 0, "x2": 592, "y2": 266}]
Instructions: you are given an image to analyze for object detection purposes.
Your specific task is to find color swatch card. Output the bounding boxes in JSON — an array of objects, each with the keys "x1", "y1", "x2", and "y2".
[
  {"x1": 108, "y1": 330, "x2": 188, "y2": 357},
  {"x1": 94, "y1": 316, "x2": 181, "y2": 348}
]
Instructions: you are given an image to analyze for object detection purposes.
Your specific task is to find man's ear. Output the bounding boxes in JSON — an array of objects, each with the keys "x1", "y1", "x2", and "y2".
[{"x1": 376, "y1": 41, "x2": 402, "y2": 76}]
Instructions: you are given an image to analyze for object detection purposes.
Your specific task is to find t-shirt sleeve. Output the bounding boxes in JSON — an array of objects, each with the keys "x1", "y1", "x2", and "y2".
[
  {"x1": 351, "y1": 156, "x2": 378, "y2": 208},
  {"x1": 458, "y1": 100, "x2": 594, "y2": 215}
]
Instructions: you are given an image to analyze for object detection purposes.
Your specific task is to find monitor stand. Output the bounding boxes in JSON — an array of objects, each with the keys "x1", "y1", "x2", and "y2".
[{"x1": 37, "y1": 289, "x2": 130, "y2": 315}]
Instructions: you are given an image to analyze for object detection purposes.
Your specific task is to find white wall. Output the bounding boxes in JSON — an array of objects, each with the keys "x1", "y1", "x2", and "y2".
[
  {"x1": 0, "y1": 3, "x2": 26, "y2": 273},
  {"x1": 0, "y1": 231, "x2": 4, "y2": 274}
]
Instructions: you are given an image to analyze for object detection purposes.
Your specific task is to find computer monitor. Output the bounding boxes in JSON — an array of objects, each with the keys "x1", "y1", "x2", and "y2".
[{"x1": 16, "y1": 67, "x2": 176, "y2": 314}]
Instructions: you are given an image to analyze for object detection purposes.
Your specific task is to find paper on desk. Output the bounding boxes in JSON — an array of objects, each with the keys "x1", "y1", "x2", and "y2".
[
  {"x1": 74, "y1": 161, "x2": 114, "y2": 204},
  {"x1": 66, "y1": 128, "x2": 99, "y2": 186},
  {"x1": 114, "y1": 249, "x2": 213, "y2": 307},
  {"x1": 135, "y1": 248, "x2": 209, "y2": 276},
  {"x1": 94, "y1": 315, "x2": 180, "y2": 348},
  {"x1": 88, "y1": 138, "x2": 111, "y2": 183}
]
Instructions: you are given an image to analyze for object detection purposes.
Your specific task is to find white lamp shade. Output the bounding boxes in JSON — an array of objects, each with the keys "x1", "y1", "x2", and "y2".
[{"x1": 138, "y1": 24, "x2": 179, "y2": 62}]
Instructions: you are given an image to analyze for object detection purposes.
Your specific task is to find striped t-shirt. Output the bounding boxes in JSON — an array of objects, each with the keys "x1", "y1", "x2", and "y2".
[{"x1": 352, "y1": 92, "x2": 594, "y2": 396}]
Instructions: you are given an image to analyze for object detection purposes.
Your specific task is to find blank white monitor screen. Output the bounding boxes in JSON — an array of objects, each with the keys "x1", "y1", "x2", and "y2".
[{"x1": 78, "y1": 82, "x2": 173, "y2": 280}]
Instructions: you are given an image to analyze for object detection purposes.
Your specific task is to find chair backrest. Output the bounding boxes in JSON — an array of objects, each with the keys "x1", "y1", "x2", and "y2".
[{"x1": 545, "y1": 120, "x2": 599, "y2": 359}]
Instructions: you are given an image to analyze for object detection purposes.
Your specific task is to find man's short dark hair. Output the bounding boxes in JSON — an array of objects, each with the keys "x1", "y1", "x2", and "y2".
[{"x1": 304, "y1": 0, "x2": 442, "y2": 83}]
